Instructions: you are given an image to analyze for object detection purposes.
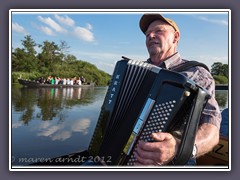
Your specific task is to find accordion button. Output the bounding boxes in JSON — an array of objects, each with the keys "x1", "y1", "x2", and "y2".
[{"x1": 185, "y1": 91, "x2": 191, "y2": 96}]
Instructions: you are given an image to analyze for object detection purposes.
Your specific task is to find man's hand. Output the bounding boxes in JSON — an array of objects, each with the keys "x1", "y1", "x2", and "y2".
[{"x1": 134, "y1": 132, "x2": 179, "y2": 166}]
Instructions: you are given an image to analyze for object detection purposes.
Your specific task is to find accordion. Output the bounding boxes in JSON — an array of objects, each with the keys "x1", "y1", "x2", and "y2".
[{"x1": 87, "y1": 58, "x2": 210, "y2": 166}]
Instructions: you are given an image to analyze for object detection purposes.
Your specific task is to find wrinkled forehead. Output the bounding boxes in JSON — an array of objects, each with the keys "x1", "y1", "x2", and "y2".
[{"x1": 146, "y1": 20, "x2": 175, "y2": 33}]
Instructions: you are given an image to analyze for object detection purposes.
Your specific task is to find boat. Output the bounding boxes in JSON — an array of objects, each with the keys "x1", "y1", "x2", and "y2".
[
  {"x1": 18, "y1": 79, "x2": 95, "y2": 88},
  {"x1": 196, "y1": 107, "x2": 229, "y2": 166},
  {"x1": 196, "y1": 135, "x2": 228, "y2": 166}
]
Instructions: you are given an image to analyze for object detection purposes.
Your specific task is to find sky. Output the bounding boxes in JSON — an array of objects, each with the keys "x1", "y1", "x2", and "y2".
[{"x1": 10, "y1": 9, "x2": 230, "y2": 75}]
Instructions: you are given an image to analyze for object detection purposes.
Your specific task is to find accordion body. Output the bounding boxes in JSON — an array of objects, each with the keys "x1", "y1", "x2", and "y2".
[{"x1": 88, "y1": 58, "x2": 210, "y2": 165}]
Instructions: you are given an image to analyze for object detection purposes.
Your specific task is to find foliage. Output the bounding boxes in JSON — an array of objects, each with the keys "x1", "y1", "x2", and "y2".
[
  {"x1": 213, "y1": 75, "x2": 228, "y2": 84},
  {"x1": 12, "y1": 71, "x2": 42, "y2": 83},
  {"x1": 215, "y1": 91, "x2": 227, "y2": 108},
  {"x1": 211, "y1": 62, "x2": 228, "y2": 78},
  {"x1": 12, "y1": 35, "x2": 111, "y2": 86},
  {"x1": 211, "y1": 62, "x2": 228, "y2": 84}
]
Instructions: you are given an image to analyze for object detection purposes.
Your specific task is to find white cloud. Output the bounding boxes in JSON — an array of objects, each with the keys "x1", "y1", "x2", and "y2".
[
  {"x1": 73, "y1": 27, "x2": 94, "y2": 42},
  {"x1": 12, "y1": 22, "x2": 28, "y2": 35},
  {"x1": 39, "y1": 121, "x2": 51, "y2": 129},
  {"x1": 198, "y1": 16, "x2": 228, "y2": 26},
  {"x1": 36, "y1": 15, "x2": 96, "y2": 43},
  {"x1": 37, "y1": 125, "x2": 59, "y2": 137},
  {"x1": 35, "y1": 117, "x2": 91, "y2": 141},
  {"x1": 12, "y1": 121, "x2": 23, "y2": 128},
  {"x1": 40, "y1": 26, "x2": 56, "y2": 36},
  {"x1": 71, "y1": 118, "x2": 90, "y2": 135},
  {"x1": 85, "y1": 23, "x2": 93, "y2": 30},
  {"x1": 51, "y1": 130, "x2": 72, "y2": 141},
  {"x1": 37, "y1": 16, "x2": 67, "y2": 33},
  {"x1": 54, "y1": 14, "x2": 75, "y2": 27}
]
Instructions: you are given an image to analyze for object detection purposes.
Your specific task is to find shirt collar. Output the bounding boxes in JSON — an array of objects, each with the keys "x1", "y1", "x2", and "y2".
[
  {"x1": 163, "y1": 52, "x2": 181, "y2": 69},
  {"x1": 147, "y1": 52, "x2": 182, "y2": 70}
]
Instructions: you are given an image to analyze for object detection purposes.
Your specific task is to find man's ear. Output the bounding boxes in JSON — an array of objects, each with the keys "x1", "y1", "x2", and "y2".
[{"x1": 173, "y1": 31, "x2": 180, "y2": 43}]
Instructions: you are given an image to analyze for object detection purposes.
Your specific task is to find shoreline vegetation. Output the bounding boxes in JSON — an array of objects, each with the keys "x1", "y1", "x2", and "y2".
[
  {"x1": 12, "y1": 35, "x2": 111, "y2": 86},
  {"x1": 12, "y1": 35, "x2": 228, "y2": 86}
]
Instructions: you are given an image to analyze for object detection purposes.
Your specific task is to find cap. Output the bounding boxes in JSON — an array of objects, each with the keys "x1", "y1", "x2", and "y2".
[{"x1": 139, "y1": 13, "x2": 180, "y2": 34}]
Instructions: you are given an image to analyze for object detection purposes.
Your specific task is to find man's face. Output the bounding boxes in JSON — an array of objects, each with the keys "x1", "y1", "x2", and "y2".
[{"x1": 145, "y1": 20, "x2": 177, "y2": 59}]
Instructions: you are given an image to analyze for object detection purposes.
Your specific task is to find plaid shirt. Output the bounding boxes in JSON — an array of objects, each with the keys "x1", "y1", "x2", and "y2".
[{"x1": 147, "y1": 52, "x2": 222, "y2": 129}]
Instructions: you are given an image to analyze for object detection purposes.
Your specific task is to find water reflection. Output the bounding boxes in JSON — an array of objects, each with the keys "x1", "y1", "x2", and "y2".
[
  {"x1": 36, "y1": 118, "x2": 90, "y2": 141},
  {"x1": 11, "y1": 86, "x2": 106, "y2": 165},
  {"x1": 12, "y1": 87, "x2": 95, "y2": 124},
  {"x1": 215, "y1": 90, "x2": 228, "y2": 110}
]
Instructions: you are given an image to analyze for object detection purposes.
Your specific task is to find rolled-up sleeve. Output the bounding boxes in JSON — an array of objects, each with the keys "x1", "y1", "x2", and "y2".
[{"x1": 182, "y1": 67, "x2": 222, "y2": 129}]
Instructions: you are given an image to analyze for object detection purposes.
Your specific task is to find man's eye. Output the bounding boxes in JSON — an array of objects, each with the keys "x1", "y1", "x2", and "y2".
[
  {"x1": 146, "y1": 32, "x2": 150, "y2": 36},
  {"x1": 156, "y1": 29, "x2": 164, "y2": 33}
]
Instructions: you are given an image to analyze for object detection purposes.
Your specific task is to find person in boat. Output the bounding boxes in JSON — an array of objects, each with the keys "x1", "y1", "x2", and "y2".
[
  {"x1": 46, "y1": 76, "x2": 52, "y2": 84},
  {"x1": 76, "y1": 77, "x2": 82, "y2": 85},
  {"x1": 55, "y1": 77, "x2": 59, "y2": 85},
  {"x1": 80, "y1": 76, "x2": 86, "y2": 84},
  {"x1": 36, "y1": 77, "x2": 44, "y2": 84},
  {"x1": 62, "y1": 78, "x2": 67, "y2": 85},
  {"x1": 134, "y1": 13, "x2": 222, "y2": 166},
  {"x1": 51, "y1": 76, "x2": 55, "y2": 84}
]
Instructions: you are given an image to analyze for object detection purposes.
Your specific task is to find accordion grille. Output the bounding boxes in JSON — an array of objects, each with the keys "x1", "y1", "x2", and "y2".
[{"x1": 100, "y1": 60, "x2": 153, "y2": 150}]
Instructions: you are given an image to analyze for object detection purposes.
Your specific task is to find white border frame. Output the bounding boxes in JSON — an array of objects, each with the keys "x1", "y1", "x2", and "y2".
[{"x1": 9, "y1": 9, "x2": 231, "y2": 171}]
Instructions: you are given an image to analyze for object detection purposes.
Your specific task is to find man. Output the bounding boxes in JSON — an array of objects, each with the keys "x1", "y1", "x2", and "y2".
[{"x1": 134, "y1": 13, "x2": 221, "y2": 166}]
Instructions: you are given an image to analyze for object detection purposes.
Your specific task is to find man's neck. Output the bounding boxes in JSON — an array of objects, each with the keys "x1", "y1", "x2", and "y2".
[{"x1": 150, "y1": 52, "x2": 178, "y2": 66}]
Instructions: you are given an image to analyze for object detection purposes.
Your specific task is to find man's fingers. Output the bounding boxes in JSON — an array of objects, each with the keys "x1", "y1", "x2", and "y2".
[{"x1": 151, "y1": 132, "x2": 173, "y2": 141}]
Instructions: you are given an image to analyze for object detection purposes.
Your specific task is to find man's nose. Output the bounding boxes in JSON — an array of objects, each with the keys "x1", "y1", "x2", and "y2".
[{"x1": 147, "y1": 31, "x2": 156, "y2": 40}]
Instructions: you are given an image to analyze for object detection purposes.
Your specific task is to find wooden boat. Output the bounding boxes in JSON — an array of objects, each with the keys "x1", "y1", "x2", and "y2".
[
  {"x1": 197, "y1": 135, "x2": 228, "y2": 166},
  {"x1": 197, "y1": 107, "x2": 229, "y2": 166},
  {"x1": 18, "y1": 79, "x2": 95, "y2": 88}
]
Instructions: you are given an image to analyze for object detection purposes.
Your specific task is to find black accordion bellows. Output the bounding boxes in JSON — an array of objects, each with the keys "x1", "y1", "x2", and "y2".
[{"x1": 88, "y1": 58, "x2": 210, "y2": 165}]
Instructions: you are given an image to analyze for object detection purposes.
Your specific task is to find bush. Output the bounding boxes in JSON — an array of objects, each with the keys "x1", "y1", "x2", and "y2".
[
  {"x1": 11, "y1": 71, "x2": 42, "y2": 84},
  {"x1": 213, "y1": 75, "x2": 228, "y2": 84}
]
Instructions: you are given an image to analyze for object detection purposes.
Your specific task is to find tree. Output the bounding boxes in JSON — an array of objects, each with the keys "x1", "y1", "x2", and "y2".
[
  {"x1": 22, "y1": 35, "x2": 37, "y2": 55},
  {"x1": 211, "y1": 62, "x2": 229, "y2": 84},
  {"x1": 59, "y1": 40, "x2": 70, "y2": 63},
  {"x1": 12, "y1": 48, "x2": 25, "y2": 71},
  {"x1": 222, "y1": 64, "x2": 229, "y2": 78},
  {"x1": 38, "y1": 41, "x2": 60, "y2": 73},
  {"x1": 211, "y1": 62, "x2": 228, "y2": 77},
  {"x1": 64, "y1": 54, "x2": 77, "y2": 63},
  {"x1": 12, "y1": 35, "x2": 38, "y2": 72}
]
